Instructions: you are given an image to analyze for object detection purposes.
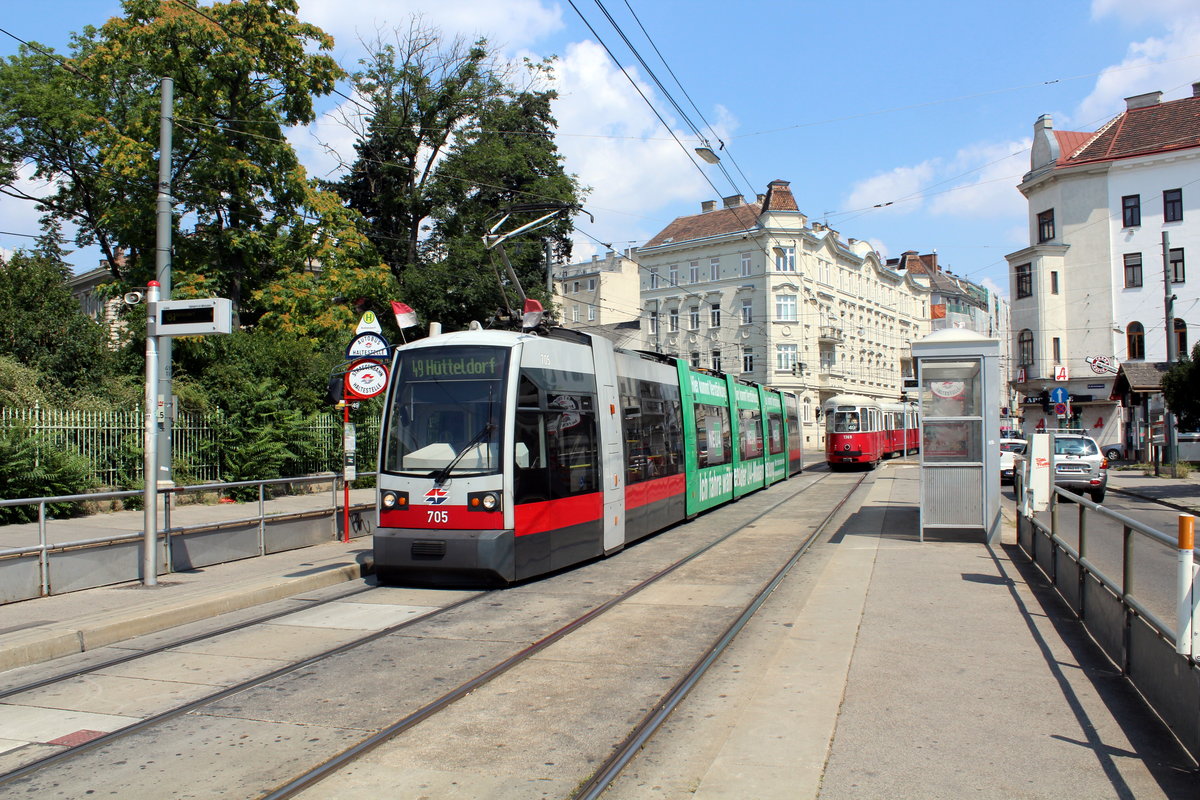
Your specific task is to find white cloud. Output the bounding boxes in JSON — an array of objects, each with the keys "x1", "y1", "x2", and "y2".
[
  {"x1": 547, "y1": 40, "x2": 715, "y2": 255},
  {"x1": 844, "y1": 161, "x2": 938, "y2": 216},
  {"x1": 927, "y1": 139, "x2": 1030, "y2": 219},
  {"x1": 1074, "y1": 12, "x2": 1200, "y2": 125},
  {"x1": 298, "y1": 0, "x2": 564, "y2": 53},
  {"x1": 1091, "y1": 0, "x2": 1199, "y2": 25}
]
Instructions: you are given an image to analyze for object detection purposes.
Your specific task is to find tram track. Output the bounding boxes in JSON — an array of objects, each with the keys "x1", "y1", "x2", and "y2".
[{"x1": 0, "y1": 469, "x2": 864, "y2": 797}]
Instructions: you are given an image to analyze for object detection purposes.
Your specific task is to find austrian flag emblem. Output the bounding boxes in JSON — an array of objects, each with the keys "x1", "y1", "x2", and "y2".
[{"x1": 424, "y1": 487, "x2": 449, "y2": 505}]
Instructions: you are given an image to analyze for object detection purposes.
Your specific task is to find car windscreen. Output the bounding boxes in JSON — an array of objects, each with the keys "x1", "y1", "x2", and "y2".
[{"x1": 1000, "y1": 442, "x2": 1026, "y2": 453}]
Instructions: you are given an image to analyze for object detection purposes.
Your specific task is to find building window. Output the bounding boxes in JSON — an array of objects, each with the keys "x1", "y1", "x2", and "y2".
[
  {"x1": 710, "y1": 258, "x2": 720, "y2": 281},
  {"x1": 1037, "y1": 209, "x2": 1055, "y2": 243},
  {"x1": 649, "y1": 311, "x2": 658, "y2": 335},
  {"x1": 711, "y1": 350, "x2": 721, "y2": 371},
  {"x1": 710, "y1": 304, "x2": 721, "y2": 327},
  {"x1": 690, "y1": 351, "x2": 701, "y2": 368},
  {"x1": 669, "y1": 264, "x2": 679, "y2": 285},
  {"x1": 1122, "y1": 194, "x2": 1141, "y2": 227},
  {"x1": 1015, "y1": 263, "x2": 1032, "y2": 299},
  {"x1": 573, "y1": 280, "x2": 580, "y2": 293},
  {"x1": 689, "y1": 261, "x2": 699, "y2": 284},
  {"x1": 588, "y1": 278, "x2": 596, "y2": 291},
  {"x1": 1127, "y1": 321, "x2": 1145, "y2": 360},
  {"x1": 649, "y1": 267, "x2": 659, "y2": 289},
  {"x1": 1050, "y1": 271, "x2": 1059, "y2": 294},
  {"x1": 588, "y1": 305, "x2": 596, "y2": 321},
  {"x1": 742, "y1": 348, "x2": 754, "y2": 373},
  {"x1": 1052, "y1": 337, "x2": 1061, "y2": 364},
  {"x1": 803, "y1": 397, "x2": 811, "y2": 422},
  {"x1": 776, "y1": 344, "x2": 798, "y2": 371},
  {"x1": 1165, "y1": 188, "x2": 1183, "y2": 222},
  {"x1": 572, "y1": 304, "x2": 580, "y2": 322},
  {"x1": 689, "y1": 306, "x2": 700, "y2": 330},
  {"x1": 741, "y1": 299, "x2": 753, "y2": 325},
  {"x1": 774, "y1": 246, "x2": 796, "y2": 272},
  {"x1": 1124, "y1": 253, "x2": 1143, "y2": 288},
  {"x1": 668, "y1": 309, "x2": 679, "y2": 332},
  {"x1": 1018, "y1": 329, "x2": 1034, "y2": 366},
  {"x1": 1176, "y1": 319, "x2": 1188, "y2": 358},
  {"x1": 775, "y1": 294, "x2": 797, "y2": 321},
  {"x1": 1171, "y1": 248, "x2": 1185, "y2": 283},
  {"x1": 740, "y1": 253, "x2": 751, "y2": 277}
]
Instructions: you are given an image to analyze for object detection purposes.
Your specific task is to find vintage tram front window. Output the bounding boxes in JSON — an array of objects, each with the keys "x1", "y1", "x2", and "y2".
[
  {"x1": 828, "y1": 408, "x2": 860, "y2": 433},
  {"x1": 383, "y1": 346, "x2": 509, "y2": 476}
]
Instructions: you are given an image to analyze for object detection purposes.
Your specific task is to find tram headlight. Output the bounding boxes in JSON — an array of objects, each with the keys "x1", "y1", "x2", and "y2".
[
  {"x1": 467, "y1": 491, "x2": 500, "y2": 512},
  {"x1": 381, "y1": 490, "x2": 408, "y2": 509}
]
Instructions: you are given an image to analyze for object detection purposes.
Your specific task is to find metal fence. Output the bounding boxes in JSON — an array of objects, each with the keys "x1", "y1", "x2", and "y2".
[
  {"x1": 1014, "y1": 473, "x2": 1200, "y2": 763},
  {"x1": 0, "y1": 406, "x2": 380, "y2": 486}
]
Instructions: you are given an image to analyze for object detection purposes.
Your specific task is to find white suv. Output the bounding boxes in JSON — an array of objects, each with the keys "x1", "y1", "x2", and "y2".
[
  {"x1": 999, "y1": 438, "x2": 1026, "y2": 484},
  {"x1": 1052, "y1": 433, "x2": 1108, "y2": 503}
]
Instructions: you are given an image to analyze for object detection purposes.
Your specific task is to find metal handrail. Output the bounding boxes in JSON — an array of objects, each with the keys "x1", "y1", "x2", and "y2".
[{"x1": 0, "y1": 473, "x2": 377, "y2": 599}]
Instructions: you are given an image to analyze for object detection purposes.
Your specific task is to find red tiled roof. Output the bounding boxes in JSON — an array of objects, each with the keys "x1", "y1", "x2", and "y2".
[
  {"x1": 1063, "y1": 94, "x2": 1200, "y2": 166},
  {"x1": 762, "y1": 179, "x2": 799, "y2": 212},
  {"x1": 643, "y1": 203, "x2": 761, "y2": 248},
  {"x1": 1053, "y1": 130, "x2": 1093, "y2": 164}
]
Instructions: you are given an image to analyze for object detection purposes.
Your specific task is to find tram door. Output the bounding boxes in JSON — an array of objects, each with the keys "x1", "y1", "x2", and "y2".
[{"x1": 592, "y1": 340, "x2": 625, "y2": 554}]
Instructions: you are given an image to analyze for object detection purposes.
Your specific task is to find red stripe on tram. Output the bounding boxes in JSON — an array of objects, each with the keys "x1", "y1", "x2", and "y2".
[{"x1": 514, "y1": 493, "x2": 603, "y2": 536}]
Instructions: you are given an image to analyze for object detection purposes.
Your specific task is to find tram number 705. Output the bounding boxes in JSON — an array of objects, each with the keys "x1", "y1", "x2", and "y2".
[{"x1": 427, "y1": 510, "x2": 449, "y2": 524}]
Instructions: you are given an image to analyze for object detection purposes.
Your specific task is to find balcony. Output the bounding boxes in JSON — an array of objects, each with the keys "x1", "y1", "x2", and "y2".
[{"x1": 818, "y1": 325, "x2": 844, "y2": 343}]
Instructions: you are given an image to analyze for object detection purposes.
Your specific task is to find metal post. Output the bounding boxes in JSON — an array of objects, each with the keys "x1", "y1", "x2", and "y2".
[
  {"x1": 343, "y1": 402, "x2": 352, "y2": 544},
  {"x1": 1177, "y1": 514, "x2": 1195, "y2": 658},
  {"x1": 155, "y1": 77, "x2": 175, "y2": 487},
  {"x1": 1163, "y1": 230, "x2": 1178, "y2": 473},
  {"x1": 143, "y1": 281, "x2": 161, "y2": 586}
]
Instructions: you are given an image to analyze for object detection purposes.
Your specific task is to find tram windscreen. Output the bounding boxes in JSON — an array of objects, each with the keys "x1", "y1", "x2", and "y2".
[
  {"x1": 828, "y1": 408, "x2": 861, "y2": 433},
  {"x1": 383, "y1": 346, "x2": 509, "y2": 476}
]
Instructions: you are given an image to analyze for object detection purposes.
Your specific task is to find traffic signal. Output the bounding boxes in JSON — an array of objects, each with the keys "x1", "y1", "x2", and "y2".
[{"x1": 1039, "y1": 390, "x2": 1051, "y2": 414}]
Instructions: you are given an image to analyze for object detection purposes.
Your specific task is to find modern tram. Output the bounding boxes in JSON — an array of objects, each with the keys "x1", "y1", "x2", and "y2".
[
  {"x1": 823, "y1": 394, "x2": 918, "y2": 469},
  {"x1": 373, "y1": 328, "x2": 804, "y2": 585}
]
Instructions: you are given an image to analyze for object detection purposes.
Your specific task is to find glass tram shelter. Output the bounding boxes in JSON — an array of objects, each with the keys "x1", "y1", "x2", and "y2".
[{"x1": 912, "y1": 329, "x2": 1001, "y2": 544}]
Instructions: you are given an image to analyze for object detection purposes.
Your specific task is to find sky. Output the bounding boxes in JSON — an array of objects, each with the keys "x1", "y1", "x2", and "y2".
[{"x1": 3, "y1": 0, "x2": 1200, "y2": 301}]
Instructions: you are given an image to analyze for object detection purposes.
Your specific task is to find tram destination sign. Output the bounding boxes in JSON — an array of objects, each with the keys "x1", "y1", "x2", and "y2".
[{"x1": 404, "y1": 353, "x2": 501, "y2": 380}]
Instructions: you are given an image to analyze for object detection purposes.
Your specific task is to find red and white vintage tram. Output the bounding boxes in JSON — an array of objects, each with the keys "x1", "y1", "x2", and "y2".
[{"x1": 824, "y1": 394, "x2": 918, "y2": 469}]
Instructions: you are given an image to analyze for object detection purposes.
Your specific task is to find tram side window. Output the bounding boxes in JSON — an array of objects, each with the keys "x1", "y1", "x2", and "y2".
[
  {"x1": 767, "y1": 412, "x2": 784, "y2": 455},
  {"x1": 695, "y1": 403, "x2": 732, "y2": 468},
  {"x1": 546, "y1": 396, "x2": 597, "y2": 499},
  {"x1": 619, "y1": 377, "x2": 684, "y2": 483},
  {"x1": 739, "y1": 408, "x2": 763, "y2": 459}
]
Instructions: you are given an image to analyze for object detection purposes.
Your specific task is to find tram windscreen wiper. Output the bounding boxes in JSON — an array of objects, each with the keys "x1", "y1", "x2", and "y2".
[{"x1": 430, "y1": 422, "x2": 495, "y2": 484}]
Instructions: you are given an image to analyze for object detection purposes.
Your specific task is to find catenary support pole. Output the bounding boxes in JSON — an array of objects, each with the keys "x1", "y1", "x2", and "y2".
[
  {"x1": 1163, "y1": 230, "x2": 1178, "y2": 472},
  {"x1": 143, "y1": 281, "x2": 162, "y2": 586},
  {"x1": 155, "y1": 77, "x2": 175, "y2": 486}
]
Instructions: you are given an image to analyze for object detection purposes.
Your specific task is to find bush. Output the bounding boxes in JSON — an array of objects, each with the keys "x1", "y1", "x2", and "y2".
[{"x1": 0, "y1": 424, "x2": 98, "y2": 523}]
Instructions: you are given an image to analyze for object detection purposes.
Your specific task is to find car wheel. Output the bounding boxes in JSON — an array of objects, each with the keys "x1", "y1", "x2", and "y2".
[
  {"x1": 1090, "y1": 489, "x2": 1105, "y2": 503},
  {"x1": 1103, "y1": 448, "x2": 1121, "y2": 461}
]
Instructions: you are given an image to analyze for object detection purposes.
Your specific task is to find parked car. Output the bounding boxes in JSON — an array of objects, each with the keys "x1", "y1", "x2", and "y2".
[
  {"x1": 1099, "y1": 443, "x2": 1125, "y2": 461},
  {"x1": 1052, "y1": 433, "x2": 1107, "y2": 503},
  {"x1": 999, "y1": 438, "x2": 1026, "y2": 484}
]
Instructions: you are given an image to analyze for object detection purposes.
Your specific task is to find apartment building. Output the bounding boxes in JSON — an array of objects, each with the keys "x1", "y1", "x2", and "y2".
[
  {"x1": 552, "y1": 250, "x2": 642, "y2": 345},
  {"x1": 637, "y1": 179, "x2": 931, "y2": 449},
  {"x1": 1005, "y1": 83, "x2": 1200, "y2": 453}
]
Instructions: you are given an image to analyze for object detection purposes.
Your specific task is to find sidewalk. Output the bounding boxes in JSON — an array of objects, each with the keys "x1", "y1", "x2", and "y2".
[{"x1": 1107, "y1": 464, "x2": 1200, "y2": 514}]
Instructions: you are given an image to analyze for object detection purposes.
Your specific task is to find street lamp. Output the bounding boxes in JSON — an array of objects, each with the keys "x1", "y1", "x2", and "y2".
[{"x1": 695, "y1": 146, "x2": 721, "y2": 165}]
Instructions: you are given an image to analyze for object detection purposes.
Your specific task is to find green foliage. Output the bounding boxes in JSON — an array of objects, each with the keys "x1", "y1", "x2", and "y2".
[
  {"x1": 1162, "y1": 342, "x2": 1200, "y2": 431},
  {"x1": 0, "y1": 425, "x2": 97, "y2": 523}
]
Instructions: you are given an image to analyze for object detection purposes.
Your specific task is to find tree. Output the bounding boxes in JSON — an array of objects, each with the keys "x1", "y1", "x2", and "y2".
[
  {"x1": 1162, "y1": 343, "x2": 1200, "y2": 431},
  {"x1": 329, "y1": 24, "x2": 582, "y2": 328},
  {"x1": 421, "y1": 59, "x2": 581, "y2": 329},
  {"x1": 0, "y1": 0, "x2": 349, "y2": 322},
  {"x1": 0, "y1": 248, "x2": 115, "y2": 396}
]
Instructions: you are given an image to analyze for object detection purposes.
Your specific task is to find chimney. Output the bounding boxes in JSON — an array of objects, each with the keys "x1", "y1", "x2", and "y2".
[
  {"x1": 756, "y1": 194, "x2": 766, "y2": 204},
  {"x1": 722, "y1": 195, "x2": 744, "y2": 208},
  {"x1": 1125, "y1": 91, "x2": 1163, "y2": 110},
  {"x1": 1193, "y1": 82, "x2": 1200, "y2": 98},
  {"x1": 591, "y1": 254, "x2": 598, "y2": 263},
  {"x1": 701, "y1": 200, "x2": 717, "y2": 212}
]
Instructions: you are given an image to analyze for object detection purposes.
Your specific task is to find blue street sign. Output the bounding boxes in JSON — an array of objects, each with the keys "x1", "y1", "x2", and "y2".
[{"x1": 1050, "y1": 387, "x2": 1069, "y2": 404}]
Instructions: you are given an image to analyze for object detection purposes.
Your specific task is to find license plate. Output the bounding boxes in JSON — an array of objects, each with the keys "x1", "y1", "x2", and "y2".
[{"x1": 1057, "y1": 465, "x2": 1086, "y2": 473}]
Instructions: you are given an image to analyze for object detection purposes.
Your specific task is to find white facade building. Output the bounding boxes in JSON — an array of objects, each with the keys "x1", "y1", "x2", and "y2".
[
  {"x1": 637, "y1": 179, "x2": 931, "y2": 450},
  {"x1": 1005, "y1": 84, "x2": 1200, "y2": 454}
]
